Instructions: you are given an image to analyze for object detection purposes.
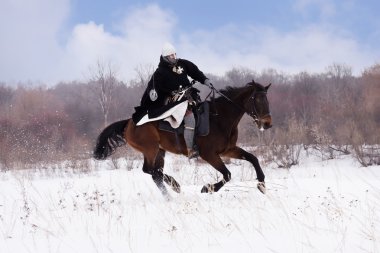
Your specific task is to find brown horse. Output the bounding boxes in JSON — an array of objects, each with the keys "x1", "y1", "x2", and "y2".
[{"x1": 94, "y1": 80, "x2": 272, "y2": 199}]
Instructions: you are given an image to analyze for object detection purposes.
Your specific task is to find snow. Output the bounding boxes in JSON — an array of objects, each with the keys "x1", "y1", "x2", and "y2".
[{"x1": 0, "y1": 151, "x2": 379, "y2": 253}]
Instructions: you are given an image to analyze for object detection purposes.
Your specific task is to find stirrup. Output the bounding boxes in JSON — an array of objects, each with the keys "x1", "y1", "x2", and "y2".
[{"x1": 187, "y1": 149, "x2": 199, "y2": 159}]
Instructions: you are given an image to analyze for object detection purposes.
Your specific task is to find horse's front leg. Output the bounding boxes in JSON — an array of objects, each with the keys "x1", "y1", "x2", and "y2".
[
  {"x1": 200, "y1": 154, "x2": 231, "y2": 193},
  {"x1": 222, "y1": 146, "x2": 266, "y2": 194}
]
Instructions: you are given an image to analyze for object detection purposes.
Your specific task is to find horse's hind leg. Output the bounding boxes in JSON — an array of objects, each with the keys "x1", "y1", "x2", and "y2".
[
  {"x1": 223, "y1": 146, "x2": 266, "y2": 193},
  {"x1": 200, "y1": 154, "x2": 231, "y2": 193},
  {"x1": 155, "y1": 148, "x2": 181, "y2": 193},
  {"x1": 142, "y1": 155, "x2": 171, "y2": 200}
]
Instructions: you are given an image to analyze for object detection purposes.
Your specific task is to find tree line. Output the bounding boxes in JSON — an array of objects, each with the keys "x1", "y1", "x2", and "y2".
[{"x1": 0, "y1": 63, "x2": 379, "y2": 169}]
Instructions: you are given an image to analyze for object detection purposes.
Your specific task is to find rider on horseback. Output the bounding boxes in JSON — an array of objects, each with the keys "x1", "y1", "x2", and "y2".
[{"x1": 137, "y1": 42, "x2": 212, "y2": 158}]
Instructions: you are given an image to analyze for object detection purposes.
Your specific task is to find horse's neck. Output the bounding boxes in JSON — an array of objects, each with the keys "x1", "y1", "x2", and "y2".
[{"x1": 213, "y1": 86, "x2": 252, "y2": 128}]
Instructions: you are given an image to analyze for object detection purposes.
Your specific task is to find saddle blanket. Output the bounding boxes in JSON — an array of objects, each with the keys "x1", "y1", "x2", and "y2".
[{"x1": 136, "y1": 100, "x2": 188, "y2": 128}]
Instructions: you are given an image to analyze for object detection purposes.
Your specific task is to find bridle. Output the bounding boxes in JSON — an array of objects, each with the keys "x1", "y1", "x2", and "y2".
[
  {"x1": 205, "y1": 82, "x2": 270, "y2": 122},
  {"x1": 246, "y1": 91, "x2": 271, "y2": 122}
]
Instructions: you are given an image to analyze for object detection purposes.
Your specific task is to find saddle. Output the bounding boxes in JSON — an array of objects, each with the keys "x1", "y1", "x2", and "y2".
[{"x1": 159, "y1": 102, "x2": 210, "y2": 137}]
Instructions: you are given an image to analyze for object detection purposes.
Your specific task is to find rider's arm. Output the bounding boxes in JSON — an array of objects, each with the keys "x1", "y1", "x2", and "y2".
[{"x1": 181, "y1": 59, "x2": 207, "y2": 84}]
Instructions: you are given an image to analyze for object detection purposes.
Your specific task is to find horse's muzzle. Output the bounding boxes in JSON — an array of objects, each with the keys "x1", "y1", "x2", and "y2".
[{"x1": 256, "y1": 114, "x2": 272, "y2": 130}]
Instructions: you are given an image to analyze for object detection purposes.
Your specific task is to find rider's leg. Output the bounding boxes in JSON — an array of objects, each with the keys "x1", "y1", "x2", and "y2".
[{"x1": 184, "y1": 110, "x2": 198, "y2": 158}]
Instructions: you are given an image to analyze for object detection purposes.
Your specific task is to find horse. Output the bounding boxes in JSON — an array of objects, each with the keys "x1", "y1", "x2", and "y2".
[{"x1": 93, "y1": 80, "x2": 272, "y2": 199}]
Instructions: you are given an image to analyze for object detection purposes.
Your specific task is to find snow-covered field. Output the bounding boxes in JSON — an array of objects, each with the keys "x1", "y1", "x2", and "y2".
[{"x1": 0, "y1": 151, "x2": 379, "y2": 253}]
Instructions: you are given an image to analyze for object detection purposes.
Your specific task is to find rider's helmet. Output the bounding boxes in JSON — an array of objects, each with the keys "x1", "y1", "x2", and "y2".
[{"x1": 161, "y1": 42, "x2": 177, "y2": 64}]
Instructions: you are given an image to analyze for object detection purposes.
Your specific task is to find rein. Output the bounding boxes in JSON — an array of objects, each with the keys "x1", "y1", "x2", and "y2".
[{"x1": 204, "y1": 82, "x2": 268, "y2": 122}]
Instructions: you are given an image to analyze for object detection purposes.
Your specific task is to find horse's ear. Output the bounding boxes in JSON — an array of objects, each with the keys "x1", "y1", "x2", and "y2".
[
  {"x1": 246, "y1": 79, "x2": 256, "y2": 86},
  {"x1": 265, "y1": 83, "x2": 272, "y2": 91}
]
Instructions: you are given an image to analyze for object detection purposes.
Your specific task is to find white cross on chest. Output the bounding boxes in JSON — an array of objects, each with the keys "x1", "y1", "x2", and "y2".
[
  {"x1": 177, "y1": 66, "x2": 184, "y2": 74},
  {"x1": 173, "y1": 66, "x2": 184, "y2": 74}
]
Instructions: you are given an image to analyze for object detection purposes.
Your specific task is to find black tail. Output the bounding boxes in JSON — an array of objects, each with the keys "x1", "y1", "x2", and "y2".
[{"x1": 93, "y1": 119, "x2": 129, "y2": 160}]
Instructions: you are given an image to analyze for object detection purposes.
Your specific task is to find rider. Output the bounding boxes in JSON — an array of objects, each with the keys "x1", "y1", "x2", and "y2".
[{"x1": 138, "y1": 42, "x2": 212, "y2": 158}]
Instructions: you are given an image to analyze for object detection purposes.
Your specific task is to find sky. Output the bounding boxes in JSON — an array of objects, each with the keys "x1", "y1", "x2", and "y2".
[{"x1": 1, "y1": 0, "x2": 380, "y2": 85}]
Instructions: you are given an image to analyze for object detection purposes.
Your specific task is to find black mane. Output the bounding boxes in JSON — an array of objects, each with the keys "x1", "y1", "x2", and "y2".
[{"x1": 213, "y1": 81, "x2": 265, "y2": 102}]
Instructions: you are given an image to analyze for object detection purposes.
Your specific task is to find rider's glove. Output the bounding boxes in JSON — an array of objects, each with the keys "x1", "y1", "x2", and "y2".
[{"x1": 204, "y1": 79, "x2": 212, "y2": 87}]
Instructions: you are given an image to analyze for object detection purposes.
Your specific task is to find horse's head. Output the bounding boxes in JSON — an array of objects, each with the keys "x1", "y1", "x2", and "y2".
[{"x1": 245, "y1": 80, "x2": 272, "y2": 131}]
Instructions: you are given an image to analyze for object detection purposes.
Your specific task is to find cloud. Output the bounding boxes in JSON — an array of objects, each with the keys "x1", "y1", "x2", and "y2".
[
  {"x1": 0, "y1": 0, "x2": 69, "y2": 83},
  {"x1": 177, "y1": 24, "x2": 374, "y2": 76},
  {"x1": 57, "y1": 4, "x2": 177, "y2": 82},
  {"x1": 0, "y1": 1, "x2": 378, "y2": 85},
  {"x1": 293, "y1": 0, "x2": 336, "y2": 19},
  {"x1": 0, "y1": 1, "x2": 175, "y2": 84}
]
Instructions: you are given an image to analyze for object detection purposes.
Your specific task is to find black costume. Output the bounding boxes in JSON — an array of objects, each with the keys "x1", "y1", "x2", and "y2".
[{"x1": 133, "y1": 56, "x2": 208, "y2": 123}]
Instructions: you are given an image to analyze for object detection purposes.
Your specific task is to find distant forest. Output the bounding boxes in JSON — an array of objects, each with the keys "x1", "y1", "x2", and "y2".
[{"x1": 1, "y1": 63, "x2": 379, "y2": 168}]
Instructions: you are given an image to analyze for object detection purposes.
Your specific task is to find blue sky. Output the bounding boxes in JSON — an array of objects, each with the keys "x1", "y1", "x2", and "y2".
[{"x1": 1, "y1": 0, "x2": 380, "y2": 85}]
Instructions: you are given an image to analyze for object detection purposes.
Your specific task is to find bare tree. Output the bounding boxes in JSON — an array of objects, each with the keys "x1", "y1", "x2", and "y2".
[
  {"x1": 291, "y1": 71, "x2": 319, "y2": 126},
  {"x1": 362, "y1": 64, "x2": 380, "y2": 128},
  {"x1": 90, "y1": 60, "x2": 119, "y2": 127},
  {"x1": 223, "y1": 67, "x2": 259, "y2": 90},
  {"x1": 132, "y1": 64, "x2": 155, "y2": 87},
  {"x1": 326, "y1": 63, "x2": 353, "y2": 82}
]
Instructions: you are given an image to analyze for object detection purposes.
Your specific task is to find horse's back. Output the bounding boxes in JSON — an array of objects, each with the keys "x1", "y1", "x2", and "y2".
[
  {"x1": 125, "y1": 120, "x2": 161, "y2": 151},
  {"x1": 126, "y1": 119, "x2": 189, "y2": 156}
]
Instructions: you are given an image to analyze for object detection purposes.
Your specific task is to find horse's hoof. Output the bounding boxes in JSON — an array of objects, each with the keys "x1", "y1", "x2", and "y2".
[
  {"x1": 167, "y1": 179, "x2": 181, "y2": 193},
  {"x1": 257, "y1": 182, "x2": 266, "y2": 194},
  {"x1": 163, "y1": 174, "x2": 181, "y2": 193},
  {"x1": 172, "y1": 184, "x2": 181, "y2": 194},
  {"x1": 201, "y1": 184, "x2": 213, "y2": 193}
]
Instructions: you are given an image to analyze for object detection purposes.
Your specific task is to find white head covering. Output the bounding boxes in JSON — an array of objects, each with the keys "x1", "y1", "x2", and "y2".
[{"x1": 161, "y1": 42, "x2": 176, "y2": 56}]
